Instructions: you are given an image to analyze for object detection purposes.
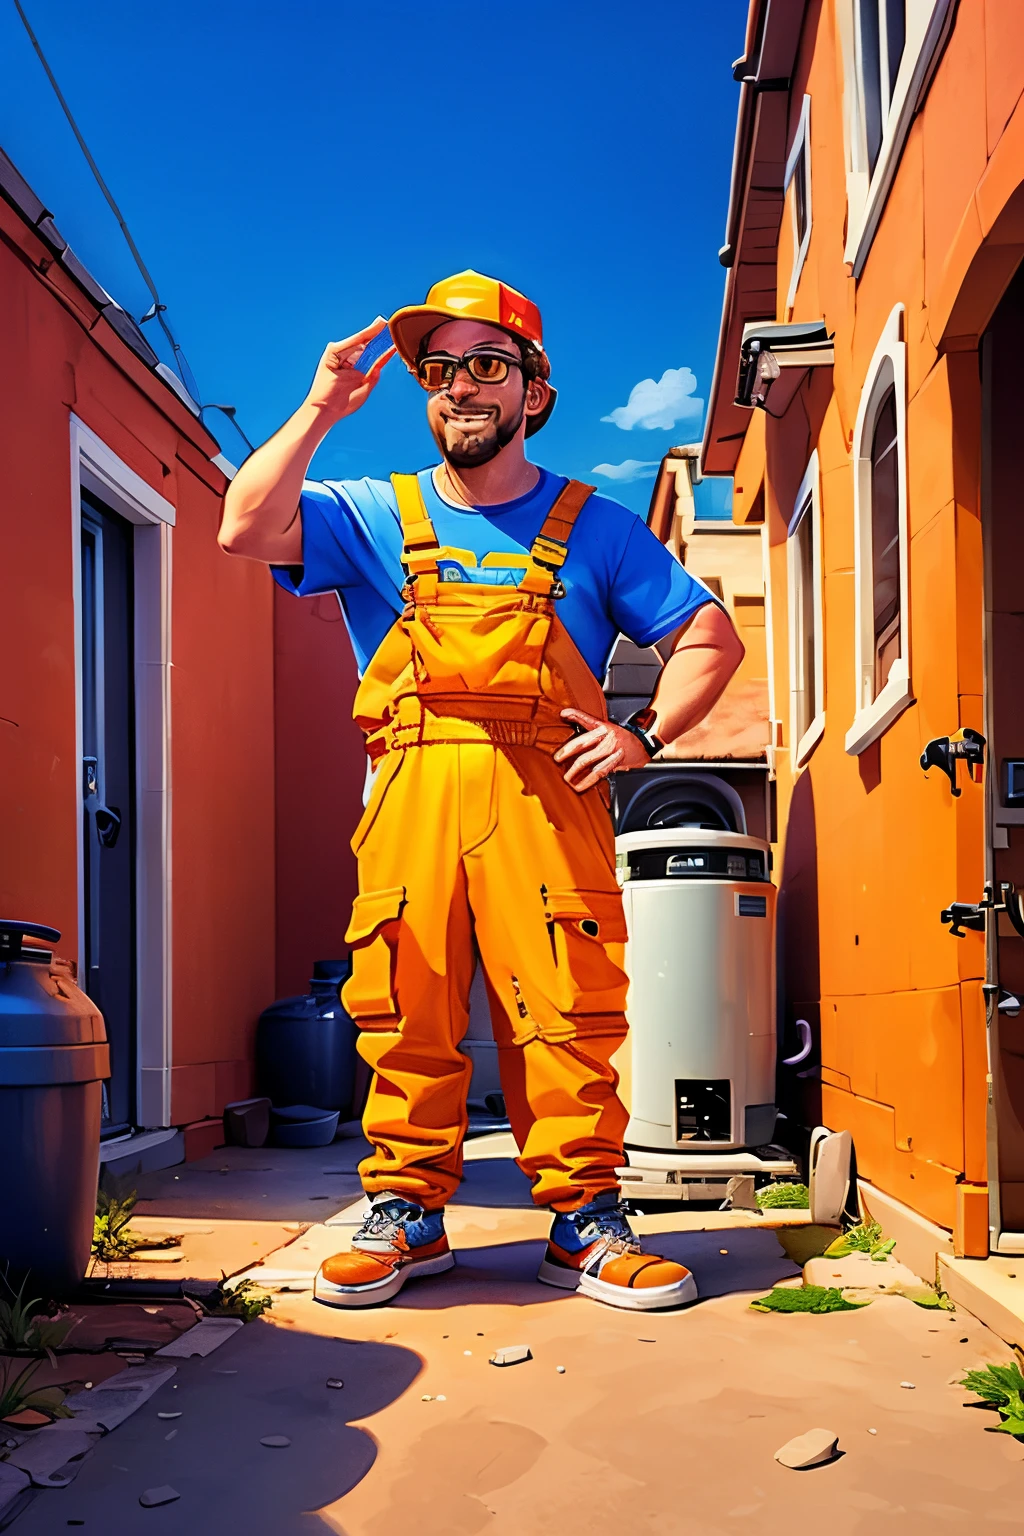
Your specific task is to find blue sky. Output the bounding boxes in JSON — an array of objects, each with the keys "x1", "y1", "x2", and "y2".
[{"x1": 2, "y1": 0, "x2": 745, "y2": 515}]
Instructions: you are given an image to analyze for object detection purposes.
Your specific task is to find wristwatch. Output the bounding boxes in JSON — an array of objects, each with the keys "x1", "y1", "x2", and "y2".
[{"x1": 622, "y1": 706, "x2": 666, "y2": 758}]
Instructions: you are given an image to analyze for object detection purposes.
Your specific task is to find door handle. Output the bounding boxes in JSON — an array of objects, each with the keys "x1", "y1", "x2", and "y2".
[{"x1": 94, "y1": 806, "x2": 121, "y2": 849}]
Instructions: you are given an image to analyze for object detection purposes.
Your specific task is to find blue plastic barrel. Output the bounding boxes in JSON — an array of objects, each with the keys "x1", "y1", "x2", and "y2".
[{"x1": 255, "y1": 959, "x2": 357, "y2": 1115}]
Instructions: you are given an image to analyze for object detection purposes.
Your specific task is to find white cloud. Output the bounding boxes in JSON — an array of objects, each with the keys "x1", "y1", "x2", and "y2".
[
  {"x1": 590, "y1": 459, "x2": 661, "y2": 484},
  {"x1": 602, "y1": 367, "x2": 704, "y2": 432}
]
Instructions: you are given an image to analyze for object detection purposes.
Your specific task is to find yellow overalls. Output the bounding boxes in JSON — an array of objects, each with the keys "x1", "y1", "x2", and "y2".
[{"x1": 341, "y1": 473, "x2": 630, "y2": 1212}]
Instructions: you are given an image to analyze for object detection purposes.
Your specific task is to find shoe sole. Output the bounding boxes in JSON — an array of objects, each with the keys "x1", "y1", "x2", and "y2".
[
  {"x1": 313, "y1": 1251, "x2": 455, "y2": 1308},
  {"x1": 537, "y1": 1258, "x2": 698, "y2": 1311}
]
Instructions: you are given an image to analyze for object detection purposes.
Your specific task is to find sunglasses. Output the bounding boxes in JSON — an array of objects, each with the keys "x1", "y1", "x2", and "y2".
[{"x1": 416, "y1": 348, "x2": 524, "y2": 391}]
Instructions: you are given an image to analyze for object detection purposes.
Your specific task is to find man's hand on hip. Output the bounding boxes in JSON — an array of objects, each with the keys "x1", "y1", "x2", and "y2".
[{"x1": 555, "y1": 709, "x2": 649, "y2": 793}]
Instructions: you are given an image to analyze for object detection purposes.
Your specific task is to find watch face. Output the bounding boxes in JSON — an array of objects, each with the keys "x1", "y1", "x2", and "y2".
[{"x1": 632, "y1": 706, "x2": 658, "y2": 733}]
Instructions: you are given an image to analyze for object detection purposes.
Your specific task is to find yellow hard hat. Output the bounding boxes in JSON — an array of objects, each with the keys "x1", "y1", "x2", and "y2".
[{"x1": 389, "y1": 269, "x2": 556, "y2": 436}]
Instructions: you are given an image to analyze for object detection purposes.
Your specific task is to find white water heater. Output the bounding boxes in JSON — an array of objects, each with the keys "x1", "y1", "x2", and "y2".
[{"x1": 613, "y1": 772, "x2": 797, "y2": 1201}]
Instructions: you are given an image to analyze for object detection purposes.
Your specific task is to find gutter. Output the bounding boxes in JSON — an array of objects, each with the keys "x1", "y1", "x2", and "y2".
[
  {"x1": 0, "y1": 144, "x2": 222, "y2": 463},
  {"x1": 701, "y1": 0, "x2": 807, "y2": 475}
]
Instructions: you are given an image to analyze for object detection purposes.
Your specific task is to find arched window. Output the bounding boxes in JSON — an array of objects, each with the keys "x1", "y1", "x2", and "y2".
[
  {"x1": 869, "y1": 379, "x2": 900, "y2": 692},
  {"x1": 846, "y1": 306, "x2": 911, "y2": 756}
]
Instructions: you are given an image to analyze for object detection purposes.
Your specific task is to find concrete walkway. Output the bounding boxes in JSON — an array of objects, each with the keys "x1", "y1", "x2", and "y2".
[{"x1": 11, "y1": 1137, "x2": 1024, "y2": 1535}]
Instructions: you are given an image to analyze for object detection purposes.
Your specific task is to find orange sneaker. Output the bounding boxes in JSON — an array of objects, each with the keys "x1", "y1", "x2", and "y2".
[
  {"x1": 538, "y1": 1195, "x2": 697, "y2": 1311},
  {"x1": 313, "y1": 1194, "x2": 454, "y2": 1308}
]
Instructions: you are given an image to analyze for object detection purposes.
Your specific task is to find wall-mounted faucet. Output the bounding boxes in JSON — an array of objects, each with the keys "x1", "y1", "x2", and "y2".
[
  {"x1": 920, "y1": 727, "x2": 986, "y2": 798},
  {"x1": 941, "y1": 881, "x2": 1024, "y2": 938}
]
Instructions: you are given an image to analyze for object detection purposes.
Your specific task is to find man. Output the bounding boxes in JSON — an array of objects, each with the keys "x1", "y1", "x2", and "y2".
[{"x1": 220, "y1": 270, "x2": 743, "y2": 1310}]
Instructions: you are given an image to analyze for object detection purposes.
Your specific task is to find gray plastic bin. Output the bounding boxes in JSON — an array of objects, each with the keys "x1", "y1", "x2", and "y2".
[{"x1": 0, "y1": 922, "x2": 109, "y2": 1292}]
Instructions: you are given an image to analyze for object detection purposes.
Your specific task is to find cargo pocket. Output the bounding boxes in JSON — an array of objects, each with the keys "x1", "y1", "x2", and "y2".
[
  {"x1": 542, "y1": 887, "x2": 629, "y2": 1034},
  {"x1": 341, "y1": 886, "x2": 406, "y2": 1028}
]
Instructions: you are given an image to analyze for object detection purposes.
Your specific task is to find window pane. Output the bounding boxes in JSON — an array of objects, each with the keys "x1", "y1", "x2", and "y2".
[
  {"x1": 870, "y1": 387, "x2": 900, "y2": 693},
  {"x1": 859, "y1": 0, "x2": 883, "y2": 173},
  {"x1": 794, "y1": 145, "x2": 808, "y2": 248},
  {"x1": 886, "y1": 0, "x2": 906, "y2": 103}
]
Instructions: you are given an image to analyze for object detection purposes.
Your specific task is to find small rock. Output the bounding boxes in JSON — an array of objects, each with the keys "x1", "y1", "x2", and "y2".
[
  {"x1": 774, "y1": 1428, "x2": 840, "y2": 1470},
  {"x1": 463, "y1": 1350, "x2": 472, "y2": 1357},
  {"x1": 140, "y1": 1486, "x2": 180, "y2": 1508},
  {"x1": 489, "y1": 1346, "x2": 532, "y2": 1367},
  {"x1": 556, "y1": 1366, "x2": 566, "y2": 1374},
  {"x1": 164, "y1": 1430, "x2": 177, "y2": 1441},
  {"x1": 720, "y1": 1249, "x2": 729, "y2": 1255},
  {"x1": 260, "y1": 1436, "x2": 291, "y2": 1448},
  {"x1": 868, "y1": 1428, "x2": 877, "y2": 1435},
  {"x1": 900, "y1": 1381, "x2": 915, "y2": 1390},
  {"x1": 157, "y1": 1412, "x2": 182, "y2": 1420},
  {"x1": 326, "y1": 1379, "x2": 344, "y2": 1390},
  {"x1": 436, "y1": 1394, "x2": 446, "y2": 1402},
  {"x1": 421, "y1": 1395, "x2": 434, "y2": 1402}
]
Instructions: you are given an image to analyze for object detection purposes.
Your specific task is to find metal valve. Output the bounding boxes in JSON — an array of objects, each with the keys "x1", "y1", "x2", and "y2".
[{"x1": 941, "y1": 882, "x2": 1024, "y2": 938}]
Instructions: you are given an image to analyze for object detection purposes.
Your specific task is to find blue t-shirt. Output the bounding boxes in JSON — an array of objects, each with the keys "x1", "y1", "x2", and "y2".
[{"x1": 273, "y1": 465, "x2": 718, "y2": 678}]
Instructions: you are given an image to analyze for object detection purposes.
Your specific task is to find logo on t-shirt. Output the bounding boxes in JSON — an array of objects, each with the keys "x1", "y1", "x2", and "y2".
[{"x1": 436, "y1": 549, "x2": 530, "y2": 588}]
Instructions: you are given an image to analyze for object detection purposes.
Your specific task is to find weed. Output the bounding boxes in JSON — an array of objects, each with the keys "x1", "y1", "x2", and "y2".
[
  {"x1": 961, "y1": 1362, "x2": 1024, "y2": 1436},
  {"x1": 755, "y1": 1182, "x2": 810, "y2": 1210},
  {"x1": 203, "y1": 1274, "x2": 273, "y2": 1323},
  {"x1": 823, "y1": 1220, "x2": 897, "y2": 1261},
  {"x1": 0, "y1": 1272, "x2": 71, "y2": 1356},
  {"x1": 751, "y1": 1283, "x2": 870, "y2": 1314},
  {"x1": 0, "y1": 1359, "x2": 73, "y2": 1425},
  {"x1": 92, "y1": 1184, "x2": 142, "y2": 1262},
  {"x1": 92, "y1": 1180, "x2": 180, "y2": 1263}
]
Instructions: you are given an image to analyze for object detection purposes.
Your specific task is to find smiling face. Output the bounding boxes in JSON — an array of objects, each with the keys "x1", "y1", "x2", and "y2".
[{"x1": 421, "y1": 318, "x2": 551, "y2": 469}]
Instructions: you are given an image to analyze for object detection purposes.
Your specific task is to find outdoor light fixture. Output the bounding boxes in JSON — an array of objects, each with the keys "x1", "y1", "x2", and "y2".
[{"x1": 734, "y1": 320, "x2": 834, "y2": 411}]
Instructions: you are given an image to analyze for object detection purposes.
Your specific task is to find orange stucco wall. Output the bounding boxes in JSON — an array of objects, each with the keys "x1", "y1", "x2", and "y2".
[
  {"x1": 0, "y1": 203, "x2": 276, "y2": 1129},
  {"x1": 723, "y1": 2, "x2": 1024, "y2": 1232}
]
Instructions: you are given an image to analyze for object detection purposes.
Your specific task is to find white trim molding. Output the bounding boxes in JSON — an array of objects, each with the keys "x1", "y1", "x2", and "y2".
[
  {"x1": 784, "y1": 95, "x2": 813, "y2": 316},
  {"x1": 787, "y1": 450, "x2": 826, "y2": 767},
  {"x1": 839, "y1": 0, "x2": 955, "y2": 276},
  {"x1": 845, "y1": 305, "x2": 913, "y2": 756},
  {"x1": 70, "y1": 414, "x2": 174, "y2": 1128}
]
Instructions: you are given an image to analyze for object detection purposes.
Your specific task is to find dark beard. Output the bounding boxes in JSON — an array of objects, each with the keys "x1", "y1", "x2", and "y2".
[{"x1": 431, "y1": 396, "x2": 526, "y2": 469}]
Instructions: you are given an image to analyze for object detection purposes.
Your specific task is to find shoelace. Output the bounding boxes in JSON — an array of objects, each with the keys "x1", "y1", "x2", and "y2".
[
  {"x1": 570, "y1": 1202, "x2": 643, "y2": 1278},
  {"x1": 354, "y1": 1201, "x2": 419, "y2": 1246}
]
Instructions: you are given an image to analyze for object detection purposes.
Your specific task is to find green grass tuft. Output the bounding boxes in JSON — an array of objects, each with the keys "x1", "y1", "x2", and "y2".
[{"x1": 750, "y1": 1283, "x2": 869, "y2": 1314}]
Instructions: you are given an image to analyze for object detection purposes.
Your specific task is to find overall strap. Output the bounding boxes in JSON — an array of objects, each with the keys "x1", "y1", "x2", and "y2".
[
  {"x1": 392, "y1": 473, "x2": 441, "y2": 579},
  {"x1": 519, "y1": 480, "x2": 596, "y2": 596}
]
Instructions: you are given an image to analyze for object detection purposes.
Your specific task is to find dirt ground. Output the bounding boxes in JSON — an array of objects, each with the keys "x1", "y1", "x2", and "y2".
[{"x1": 10, "y1": 1135, "x2": 1023, "y2": 1535}]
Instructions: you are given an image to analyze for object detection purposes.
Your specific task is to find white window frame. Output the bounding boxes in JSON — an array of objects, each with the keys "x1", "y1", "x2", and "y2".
[
  {"x1": 844, "y1": 305, "x2": 912, "y2": 756},
  {"x1": 838, "y1": 0, "x2": 955, "y2": 275},
  {"x1": 787, "y1": 451, "x2": 825, "y2": 766},
  {"x1": 70, "y1": 415, "x2": 175, "y2": 1129},
  {"x1": 784, "y1": 95, "x2": 812, "y2": 316}
]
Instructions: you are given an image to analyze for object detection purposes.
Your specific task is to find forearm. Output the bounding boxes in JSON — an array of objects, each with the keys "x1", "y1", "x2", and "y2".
[
  {"x1": 218, "y1": 400, "x2": 337, "y2": 560},
  {"x1": 647, "y1": 605, "x2": 744, "y2": 742}
]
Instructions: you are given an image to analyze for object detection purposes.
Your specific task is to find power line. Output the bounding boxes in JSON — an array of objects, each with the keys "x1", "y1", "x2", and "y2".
[{"x1": 12, "y1": 0, "x2": 253, "y2": 459}]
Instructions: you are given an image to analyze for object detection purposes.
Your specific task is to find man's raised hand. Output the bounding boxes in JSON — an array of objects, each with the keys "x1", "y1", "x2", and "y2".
[{"x1": 304, "y1": 319, "x2": 396, "y2": 424}]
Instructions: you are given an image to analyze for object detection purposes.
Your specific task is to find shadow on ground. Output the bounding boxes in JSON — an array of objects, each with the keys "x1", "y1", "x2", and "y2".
[
  {"x1": 373, "y1": 1227, "x2": 799, "y2": 1311},
  {"x1": 13, "y1": 1321, "x2": 421, "y2": 1536}
]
